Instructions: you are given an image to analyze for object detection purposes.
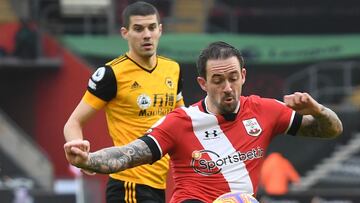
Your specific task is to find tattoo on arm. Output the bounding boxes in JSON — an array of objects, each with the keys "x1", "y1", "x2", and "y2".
[
  {"x1": 85, "y1": 139, "x2": 153, "y2": 174},
  {"x1": 297, "y1": 106, "x2": 343, "y2": 138}
]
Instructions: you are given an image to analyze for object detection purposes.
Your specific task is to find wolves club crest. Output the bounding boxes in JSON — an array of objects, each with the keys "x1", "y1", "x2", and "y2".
[
  {"x1": 242, "y1": 118, "x2": 262, "y2": 136},
  {"x1": 165, "y1": 77, "x2": 174, "y2": 89}
]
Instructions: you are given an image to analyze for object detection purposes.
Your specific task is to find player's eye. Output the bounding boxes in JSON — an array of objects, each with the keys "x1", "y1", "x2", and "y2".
[
  {"x1": 230, "y1": 75, "x2": 239, "y2": 82},
  {"x1": 148, "y1": 24, "x2": 158, "y2": 31},
  {"x1": 133, "y1": 26, "x2": 143, "y2": 32},
  {"x1": 229, "y1": 72, "x2": 240, "y2": 82},
  {"x1": 212, "y1": 77, "x2": 223, "y2": 84}
]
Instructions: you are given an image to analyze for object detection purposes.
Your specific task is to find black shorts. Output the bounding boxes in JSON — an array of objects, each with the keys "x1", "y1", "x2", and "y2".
[{"x1": 106, "y1": 177, "x2": 165, "y2": 203}]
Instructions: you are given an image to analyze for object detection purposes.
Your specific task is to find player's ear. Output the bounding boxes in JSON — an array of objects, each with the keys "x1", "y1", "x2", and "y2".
[
  {"x1": 197, "y1": 76, "x2": 207, "y2": 92},
  {"x1": 241, "y1": 68, "x2": 246, "y2": 84},
  {"x1": 120, "y1": 27, "x2": 128, "y2": 39},
  {"x1": 159, "y1": 23, "x2": 163, "y2": 36}
]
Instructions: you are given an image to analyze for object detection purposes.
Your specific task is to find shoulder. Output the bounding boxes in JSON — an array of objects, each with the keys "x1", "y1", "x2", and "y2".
[
  {"x1": 90, "y1": 65, "x2": 115, "y2": 83},
  {"x1": 105, "y1": 55, "x2": 130, "y2": 71},
  {"x1": 244, "y1": 95, "x2": 282, "y2": 105},
  {"x1": 242, "y1": 95, "x2": 261, "y2": 108},
  {"x1": 105, "y1": 55, "x2": 128, "y2": 66},
  {"x1": 161, "y1": 106, "x2": 197, "y2": 123},
  {"x1": 242, "y1": 95, "x2": 287, "y2": 112},
  {"x1": 87, "y1": 65, "x2": 117, "y2": 101},
  {"x1": 158, "y1": 55, "x2": 178, "y2": 63},
  {"x1": 158, "y1": 55, "x2": 180, "y2": 68},
  {"x1": 150, "y1": 107, "x2": 189, "y2": 131},
  {"x1": 168, "y1": 106, "x2": 188, "y2": 118}
]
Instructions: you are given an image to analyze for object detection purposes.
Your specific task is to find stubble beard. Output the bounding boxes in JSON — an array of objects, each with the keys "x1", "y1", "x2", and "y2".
[{"x1": 218, "y1": 100, "x2": 238, "y2": 114}]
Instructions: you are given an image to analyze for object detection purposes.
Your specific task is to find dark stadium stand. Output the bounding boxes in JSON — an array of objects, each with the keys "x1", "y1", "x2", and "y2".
[
  {"x1": 0, "y1": 57, "x2": 61, "y2": 70},
  {"x1": 0, "y1": 148, "x2": 30, "y2": 181},
  {"x1": 0, "y1": 189, "x2": 76, "y2": 203},
  {"x1": 208, "y1": 0, "x2": 360, "y2": 34},
  {"x1": 310, "y1": 137, "x2": 360, "y2": 188}
]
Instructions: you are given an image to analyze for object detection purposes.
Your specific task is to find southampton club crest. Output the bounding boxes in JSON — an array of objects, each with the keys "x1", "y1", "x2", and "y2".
[{"x1": 242, "y1": 118, "x2": 262, "y2": 136}]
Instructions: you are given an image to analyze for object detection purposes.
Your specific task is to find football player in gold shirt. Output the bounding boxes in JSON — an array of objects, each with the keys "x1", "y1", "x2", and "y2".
[{"x1": 64, "y1": 1, "x2": 184, "y2": 203}]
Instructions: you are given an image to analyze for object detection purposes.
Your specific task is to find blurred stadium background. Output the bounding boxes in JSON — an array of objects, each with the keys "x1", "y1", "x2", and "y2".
[{"x1": 1, "y1": 0, "x2": 360, "y2": 202}]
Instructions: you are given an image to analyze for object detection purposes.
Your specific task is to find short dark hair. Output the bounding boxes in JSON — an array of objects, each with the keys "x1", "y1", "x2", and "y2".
[
  {"x1": 122, "y1": 1, "x2": 160, "y2": 28},
  {"x1": 196, "y1": 41, "x2": 245, "y2": 79}
]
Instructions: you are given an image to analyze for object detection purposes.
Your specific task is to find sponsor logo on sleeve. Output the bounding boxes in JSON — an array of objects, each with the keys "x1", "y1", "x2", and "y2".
[
  {"x1": 88, "y1": 67, "x2": 106, "y2": 90},
  {"x1": 88, "y1": 79, "x2": 97, "y2": 90},
  {"x1": 92, "y1": 67, "x2": 106, "y2": 82}
]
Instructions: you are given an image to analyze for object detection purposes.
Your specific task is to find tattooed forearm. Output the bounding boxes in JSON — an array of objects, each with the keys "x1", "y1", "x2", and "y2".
[
  {"x1": 84, "y1": 139, "x2": 153, "y2": 174},
  {"x1": 297, "y1": 106, "x2": 343, "y2": 138}
]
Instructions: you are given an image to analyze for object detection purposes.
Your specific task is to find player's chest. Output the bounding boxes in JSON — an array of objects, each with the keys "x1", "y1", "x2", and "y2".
[
  {"x1": 179, "y1": 118, "x2": 268, "y2": 173},
  {"x1": 118, "y1": 72, "x2": 177, "y2": 103},
  {"x1": 192, "y1": 111, "x2": 272, "y2": 140},
  {"x1": 189, "y1": 118, "x2": 269, "y2": 149}
]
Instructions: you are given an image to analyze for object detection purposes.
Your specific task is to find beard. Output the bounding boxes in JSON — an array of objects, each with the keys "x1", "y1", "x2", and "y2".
[
  {"x1": 218, "y1": 102, "x2": 237, "y2": 114},
  {"x1": 218, "y1": 97, "x2": 238, "y2": 114}
]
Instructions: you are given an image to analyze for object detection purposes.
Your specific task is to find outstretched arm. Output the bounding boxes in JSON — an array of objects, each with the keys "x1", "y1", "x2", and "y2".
[
  {"x1": 64, "y1": 139, "x2": 153, "y2": 174},
  {"x1": 284, "y1": 92, "x2": 343, "y2": 138}
]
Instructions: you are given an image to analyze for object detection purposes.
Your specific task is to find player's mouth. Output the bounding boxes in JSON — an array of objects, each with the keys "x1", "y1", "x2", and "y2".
[
  {"x1": 142, "y1": 43, "x2": 153, "y2": 50},
  {"x1": 223, "y1": 96, "x2": 235, "y2": 104}
]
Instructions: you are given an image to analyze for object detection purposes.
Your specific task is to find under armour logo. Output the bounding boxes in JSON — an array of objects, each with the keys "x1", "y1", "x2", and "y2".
[{"x1": 204, "y1": 130, "x2": 218, "y2": 139}]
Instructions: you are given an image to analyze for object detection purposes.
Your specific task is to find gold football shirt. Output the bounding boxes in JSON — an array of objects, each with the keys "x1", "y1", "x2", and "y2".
[{"x1": 83, "y1": 54, "x2": 184, "y2": 189}]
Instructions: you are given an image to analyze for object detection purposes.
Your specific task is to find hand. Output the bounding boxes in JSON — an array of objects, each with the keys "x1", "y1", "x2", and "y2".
[
  {"x1": 284, "y1": 92, "x2": 323, "y2": 116},
  {"x1": 64, "y1": 140, "x2": 91, "y2": 169}
]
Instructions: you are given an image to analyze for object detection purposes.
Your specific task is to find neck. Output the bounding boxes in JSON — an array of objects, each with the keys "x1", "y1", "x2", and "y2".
[
  {"x1": 204, "y1": 97, "x2": 216, "y2": 115},
  {"x1": 127, "y1": 52, "x2": 156, "y2": 70}
]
